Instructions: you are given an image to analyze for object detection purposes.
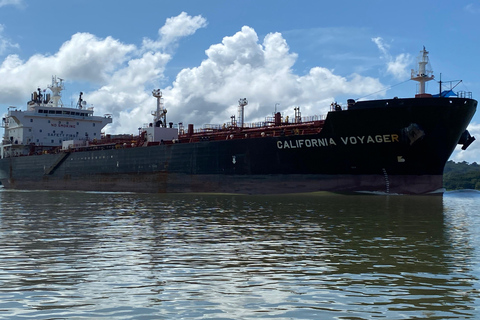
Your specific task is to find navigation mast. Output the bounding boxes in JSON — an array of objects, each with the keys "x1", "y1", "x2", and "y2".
[
  {"x1": 411, "y1": 47, "x2": 434, "y2": 97},
  {"x1": 47, "y1": 76, "x2": 64, "y2": 107},
  {"x1": 152, "y1": 89, "x2": 167, "y2": 128},
  {"x1": 238, "y1": 98, "x2": 248, "y2": 128}
]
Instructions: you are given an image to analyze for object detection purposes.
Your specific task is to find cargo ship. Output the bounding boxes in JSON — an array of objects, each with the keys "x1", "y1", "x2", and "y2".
[{"x1": 0, "y1": 48, "x2": 477, "y2": 194}]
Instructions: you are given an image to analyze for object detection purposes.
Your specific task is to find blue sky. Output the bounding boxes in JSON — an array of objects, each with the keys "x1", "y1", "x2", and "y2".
[{"x1": 0, "y1": 0, "x2": 480, "y2": 162}]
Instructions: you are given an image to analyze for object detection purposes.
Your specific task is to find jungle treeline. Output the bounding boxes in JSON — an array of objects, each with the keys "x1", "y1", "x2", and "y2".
[{"x1": 443, "y1": 160, "x2": 480, "y2": 190}]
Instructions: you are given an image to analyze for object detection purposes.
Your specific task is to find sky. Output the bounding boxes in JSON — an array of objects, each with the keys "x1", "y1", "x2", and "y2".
[{"x1": 0, "y1": 0, "x2": 480, "y2": 163}]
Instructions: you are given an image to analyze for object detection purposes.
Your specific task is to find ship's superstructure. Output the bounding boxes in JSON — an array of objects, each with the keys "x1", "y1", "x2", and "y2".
[
  {"x1": 0, "y1": 49, "x2": 476, "y2": 194},
  {"x1": 1, "y1": 76, "x2": 112, "y2": 158}
]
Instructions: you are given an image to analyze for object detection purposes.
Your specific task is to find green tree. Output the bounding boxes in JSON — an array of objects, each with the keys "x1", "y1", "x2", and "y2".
[{"x1": 443, "y1": 160, "x2": 480, "y2": 190}]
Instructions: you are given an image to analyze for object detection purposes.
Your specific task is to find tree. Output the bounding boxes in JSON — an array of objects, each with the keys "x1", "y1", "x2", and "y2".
[{"x1": 443, "y1": 161, "x2": 480, "y2": 190}]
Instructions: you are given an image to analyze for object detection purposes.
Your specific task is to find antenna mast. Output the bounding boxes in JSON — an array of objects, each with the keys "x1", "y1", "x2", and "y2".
[
  {"x1": 152, "y1": 89, "x2": 167, "y2": 128},
  {"x1": 48, "y1": 76, "x2": 64, "y2": 107},
  {"x1": 411, "y1": 47, "x2": 434, "y2": 97},
  {"x1": 238, "y1": 98, "x2": 248, "y2": 128}
]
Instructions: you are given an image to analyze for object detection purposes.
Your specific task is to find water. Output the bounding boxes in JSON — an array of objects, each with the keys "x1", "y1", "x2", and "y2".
[{"x1": 0, "y1": 190, "x2": 479, "y2": 319}]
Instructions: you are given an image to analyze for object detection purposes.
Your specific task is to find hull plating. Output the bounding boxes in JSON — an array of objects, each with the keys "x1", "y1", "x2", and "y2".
[{"x1": 0, "y1": 172, "x2": 443, "y2": 195}]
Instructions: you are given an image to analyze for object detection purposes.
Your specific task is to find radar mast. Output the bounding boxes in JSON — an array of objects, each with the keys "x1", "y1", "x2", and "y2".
[
  {"x1": 152, "y1": 89, "x2": 167, "y2": 128},
  {"x1": 47, "y1": 76, "x2": 65, "y2": 107},
  {"x1": 411, "y1": 47, "x2": 434, "y2": 96},
  {"x1": 238, "y1": 98, "x2": 248, "y2": 128}
]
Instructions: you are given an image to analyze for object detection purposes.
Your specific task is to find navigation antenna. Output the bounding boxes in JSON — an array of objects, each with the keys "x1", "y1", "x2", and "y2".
[
  {"x1": 152, "y1": 89, "x2": 167, "y2": 128},
  {"x1": 411, "y1": 47, "x2": 434, "y2": 97},
  {"x1": 48, "y1": 76, "x2": 65, "y2": 107},
  {"x1": 238, "y1": 98, "x2": 248, "y2": 128}
]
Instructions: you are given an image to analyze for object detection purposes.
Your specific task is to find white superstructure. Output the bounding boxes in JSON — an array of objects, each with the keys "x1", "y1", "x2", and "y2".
[{"x1": 1, "y1": 76, "x2": 112, "y2": 158}]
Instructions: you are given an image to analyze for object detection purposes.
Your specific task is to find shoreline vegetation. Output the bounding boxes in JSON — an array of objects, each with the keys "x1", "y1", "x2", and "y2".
[{"x1": 444, "y1": 160, "x2": 480, "y2": 190}]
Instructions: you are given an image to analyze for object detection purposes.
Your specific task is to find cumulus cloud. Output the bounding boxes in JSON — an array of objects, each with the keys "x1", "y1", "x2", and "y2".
[
  {"x1": 56, "y1": 33, "x2": 137, "y2": 82},
  {"x1": 372, "y1": 37, "x2": 411, "y2": 80},
  {"x1": 0, "y1": 32, "x2": 139, "y2": 104},
  {"x1": 142, "y1": 11, "x2": 207, "y2": 51},
  {"x1": 87, "y1": 50, "x2": 171, "y2": 131},
  {"x1": 161, "y1": 26, "x2": 383, "y2": 128}
]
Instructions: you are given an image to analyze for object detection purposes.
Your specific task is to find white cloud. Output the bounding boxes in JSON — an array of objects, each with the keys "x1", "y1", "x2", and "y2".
[
  {"x1": 451, "y1": 122, "x2": 480, "y2": 163},
  {"x1": 386, "y1": 53, "x2": 410, "y2": 79},
  {"x1": 465, "y1": 3, "x2": 480, "y2": 14},
  {"x1": 0, "y1": 24, "x2": 19, "y2": 55},
  {"x1": 372, "y1": 37, "x2": 389, "y2": 56},
  {"x1": 0, "y1": 0, "x2": 24, "y2": 8},
  {"x1": 87, "y1": 50, "x2": 171, "y2": 131},
  {"x1": 160, "y1": 12, "x2": 207, "y2": 45},
  {"x1": 0, "y1": 32, "x2": 139, "y2": 105},
  {"x1": 372, "y1": 37, "x2": 411, "y2": 80},
  {"x1": 142, "y1": 12, "x2": 207, "y2": 51},
  {"x1": 161, "y1": 26, "x2": 384, "y2": 129},
  {"x1": 57, "y1": 33, "x2": 137, "y2": 82}
]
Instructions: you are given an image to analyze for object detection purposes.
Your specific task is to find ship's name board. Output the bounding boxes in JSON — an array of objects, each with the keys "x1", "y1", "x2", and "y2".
[{"x1": 277, "y1": 134, "x2": 399, "y2": 149}]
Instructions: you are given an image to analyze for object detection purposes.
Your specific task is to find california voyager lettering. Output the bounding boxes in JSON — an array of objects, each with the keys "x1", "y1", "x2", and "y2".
[
  {"x1": 340, "y1": 134, "x2": 399, "y2": 145},
  {"x1": 276, "y1": 134, "x2": 399, "y2": 149},
  {"x1": 277, "y1": 138, "x2": 336, "y2": 149}
]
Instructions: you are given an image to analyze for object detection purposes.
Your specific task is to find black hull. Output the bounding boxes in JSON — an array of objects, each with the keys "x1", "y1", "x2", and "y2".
[
  {"x1": 0, "y1": 97, "x2": 476, "y2": 194},
  {"x1": 0, "y1": 172, "x2": 443, "y2": 195}
]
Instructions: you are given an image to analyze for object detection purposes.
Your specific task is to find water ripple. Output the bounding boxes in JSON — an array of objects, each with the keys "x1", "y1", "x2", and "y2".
[{"x1": 0, "y1": 191, "x2": 478, "y2": 319}]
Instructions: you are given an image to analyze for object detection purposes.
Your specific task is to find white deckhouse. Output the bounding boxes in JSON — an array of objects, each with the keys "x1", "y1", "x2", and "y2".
[{"x1": 1, "y1": 76, "x2": 112, "y2": 158}]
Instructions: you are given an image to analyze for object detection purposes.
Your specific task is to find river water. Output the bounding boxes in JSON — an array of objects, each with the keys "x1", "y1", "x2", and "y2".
[{"x1": 0, "y1": 190, "x2": 478, "y2": 319}]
